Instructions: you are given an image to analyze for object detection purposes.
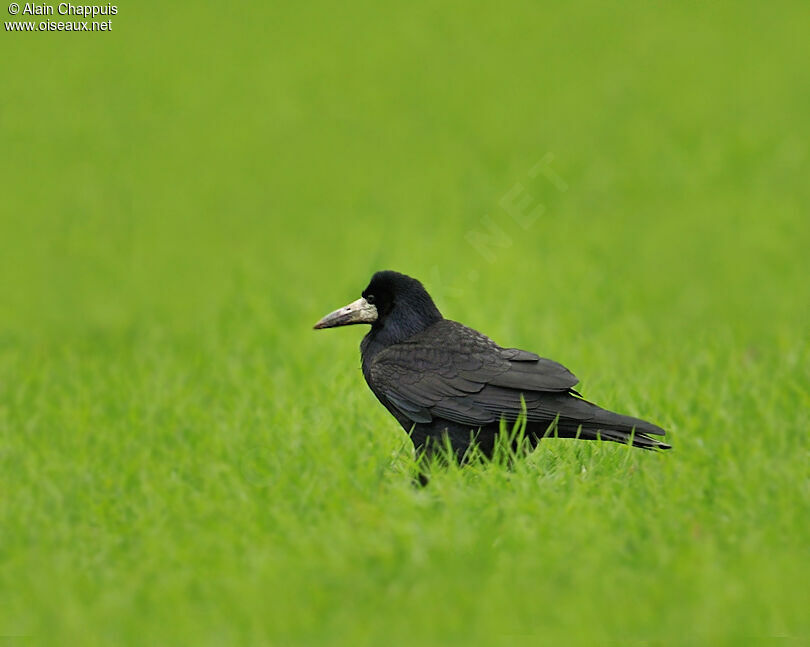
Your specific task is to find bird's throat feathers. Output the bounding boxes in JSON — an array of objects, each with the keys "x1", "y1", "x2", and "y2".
[{"x1": 361, "y1": 293, "x2": 442, "y2": 362}]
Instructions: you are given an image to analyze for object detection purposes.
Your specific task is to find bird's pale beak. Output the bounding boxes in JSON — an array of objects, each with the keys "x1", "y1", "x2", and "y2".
[{"x1": 313, "y1": 297, "x2": 378, "y2": 329}]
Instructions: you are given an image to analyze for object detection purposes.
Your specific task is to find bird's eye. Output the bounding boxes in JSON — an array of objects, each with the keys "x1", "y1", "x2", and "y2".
[{"x1": 365, "y1": 294, "x2": 376, "y2": 304}]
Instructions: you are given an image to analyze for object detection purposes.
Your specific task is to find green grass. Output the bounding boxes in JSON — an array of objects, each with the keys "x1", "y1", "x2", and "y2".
[{"x1": 2, "y1": 1, "x2": 810, "y2": 645}]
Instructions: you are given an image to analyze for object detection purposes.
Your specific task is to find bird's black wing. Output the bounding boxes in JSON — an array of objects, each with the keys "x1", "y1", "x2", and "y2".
[{"x1": 368, "y1": 319, "x2": 579, "y2": 426}]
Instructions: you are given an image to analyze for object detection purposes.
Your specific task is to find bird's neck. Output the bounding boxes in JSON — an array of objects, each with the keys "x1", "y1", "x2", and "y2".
[{"x1": 361, "y1": 313, "x2": 442, "y2": 364}]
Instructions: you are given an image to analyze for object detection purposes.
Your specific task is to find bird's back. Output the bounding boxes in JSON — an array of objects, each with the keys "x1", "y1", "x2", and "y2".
[{"x1": 362, "y1": 319, "x2": 668, "y2": 457}]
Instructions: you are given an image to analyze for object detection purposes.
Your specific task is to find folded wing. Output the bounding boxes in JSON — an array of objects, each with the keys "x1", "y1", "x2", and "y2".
[{"x1": 368, "y1": 319, "x2": 582, "y2": 427}]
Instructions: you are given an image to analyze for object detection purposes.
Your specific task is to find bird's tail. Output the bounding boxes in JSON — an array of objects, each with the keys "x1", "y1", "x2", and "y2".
[
  {"x1": 554, "y1": 423, "x2": 671, "y2": 450},
  {"x1": 540, "y1": 399, "x2": 671, "y2": 451}
]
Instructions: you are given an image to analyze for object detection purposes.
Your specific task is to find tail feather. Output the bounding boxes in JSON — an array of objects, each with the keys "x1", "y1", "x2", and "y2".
[
  {"x1": 576, "y1": 396, "x2": 668, "y2": 450},
  {"x1": 501, "y1": 389, "x2": 671, "y2": 450},
  {"x1": 533, "y1": 398, "x2": 671, "y2": 450},
  {"x1": 550, "y1": 421, "x2": 671, "y2": 450}
]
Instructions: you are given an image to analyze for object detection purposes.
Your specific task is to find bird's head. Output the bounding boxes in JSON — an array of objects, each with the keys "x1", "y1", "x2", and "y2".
[{"x1": 313, "y1": 271, "x2": 443, "y2": 341}]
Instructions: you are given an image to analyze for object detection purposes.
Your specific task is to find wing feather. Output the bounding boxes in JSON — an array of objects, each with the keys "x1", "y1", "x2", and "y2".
[{"x1": 368, "y1": 320, "x2": 581, "y2": 426}]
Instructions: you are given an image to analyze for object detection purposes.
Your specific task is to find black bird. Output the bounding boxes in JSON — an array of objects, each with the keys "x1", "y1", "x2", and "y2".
[{"x1": 314, "y1": 270, "x2": 670, "y2": 461}]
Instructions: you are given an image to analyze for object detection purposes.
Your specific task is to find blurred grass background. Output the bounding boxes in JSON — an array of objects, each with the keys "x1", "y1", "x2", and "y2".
[{"x1": 1, "y1": 1, "x2": 809, "y2": 645}]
